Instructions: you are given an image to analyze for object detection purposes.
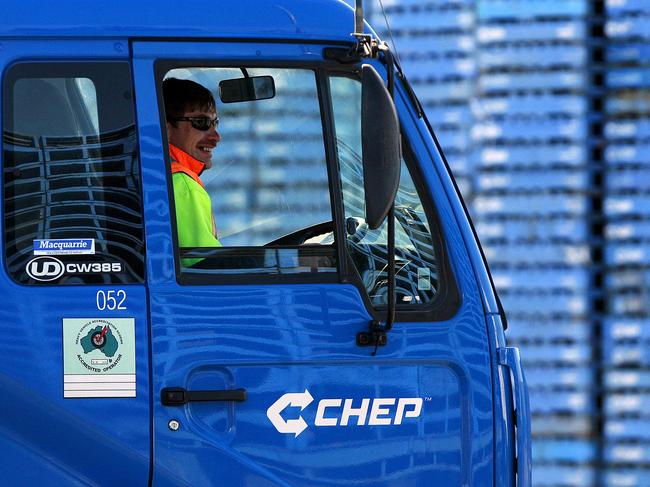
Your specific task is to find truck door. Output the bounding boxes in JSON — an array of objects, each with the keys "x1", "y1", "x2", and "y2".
[
  {"x1": 133, "y1": 41, "x2": 495, "y2": 487},
  {"x1": 0, "y1": 42, "x2": 150, "y2": 484}
]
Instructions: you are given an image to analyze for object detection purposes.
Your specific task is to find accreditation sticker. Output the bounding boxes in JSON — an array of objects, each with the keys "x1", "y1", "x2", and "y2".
[{"x1": 62, "y1": 318, "x2": 136, "y2": 398}]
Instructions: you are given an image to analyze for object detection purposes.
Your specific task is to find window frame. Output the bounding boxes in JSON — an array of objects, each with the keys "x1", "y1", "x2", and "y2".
[
  {"x1": 1, "y1": 60, "x2": 146, "y2": 286},
  {"x1": 325, "y1": 70, "x2": 460, "y2": 322},
  {"x1": 155, "y1": 60, "x2": 345, "y2": 285},
  {"x1": 154, "y1": 59, "x2": 460, "y2": 322}
]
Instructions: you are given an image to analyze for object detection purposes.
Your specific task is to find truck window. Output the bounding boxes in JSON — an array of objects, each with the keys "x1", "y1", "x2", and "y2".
[
  {"x1": 162, "y1": 67, "x2": 336, "y2": 278},
  {"x1": 2, "y1": 62, "x2": 145, "y2": 285},
  {"x1": 330, "y1": 75, "x2": 441, "y2": 306}
]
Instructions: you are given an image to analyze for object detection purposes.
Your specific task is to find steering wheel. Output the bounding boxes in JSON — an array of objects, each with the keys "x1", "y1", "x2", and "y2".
[{"x1": 264, "y1": 221, "x2": 334, "y2": 246}]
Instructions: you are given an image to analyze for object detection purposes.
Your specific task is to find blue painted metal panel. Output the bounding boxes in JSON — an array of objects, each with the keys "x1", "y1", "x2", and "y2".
[
  {"x1": 0, "y1": 0, "x2": 360, "y2": 42},
  {"x1": 486, "y1": 315, "x2": 515, "y2": 487},
  {"x1": 134, "y1": 40, "x2": 499, "y2": 486},
  {"x1": 497, "y1": 347, "x2": 531, "y2": 487},
  {"x1": 0, "y1": 40, "x2": 150, "y2": 485}
]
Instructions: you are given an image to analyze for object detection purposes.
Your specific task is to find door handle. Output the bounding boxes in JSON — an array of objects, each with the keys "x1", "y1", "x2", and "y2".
[{"x1": 161, "y1": 387, "x2": 247, "y2": 406}]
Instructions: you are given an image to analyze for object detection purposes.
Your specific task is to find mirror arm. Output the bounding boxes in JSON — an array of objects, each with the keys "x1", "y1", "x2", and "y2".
[
  {"x1": 382, "y1": 48, "x2": 397, "y2": 336},
  {"x1": 366, "y1": 53, "x2": 399, "y2": 356},
  {"x1": 382, "y1": 47, "x2": 396, "y2": 337},
  {"x1": 385, "y1": 206, "x2": 396, "y2": 331},
  {"x1": 384, "y1": 48, "x2": 395, "y2": 97},
  {"x1": 351, "y1": 3, "x2": 401, "y2": 354}
]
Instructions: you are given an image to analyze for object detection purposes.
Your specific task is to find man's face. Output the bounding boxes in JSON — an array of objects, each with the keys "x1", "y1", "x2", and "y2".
[{"x1": 167, "y1": 107, "x2": 220, "y2": 168}]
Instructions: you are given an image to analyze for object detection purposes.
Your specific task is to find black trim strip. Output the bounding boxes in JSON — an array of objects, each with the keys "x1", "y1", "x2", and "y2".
[{"x1": 317, "y1": 68, "x2": 350, "y2": 279}]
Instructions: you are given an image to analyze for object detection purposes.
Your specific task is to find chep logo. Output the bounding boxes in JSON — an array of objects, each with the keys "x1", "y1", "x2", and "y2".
[{"x1": 266, "y1": 389, "x2": 423, "y2": 437}]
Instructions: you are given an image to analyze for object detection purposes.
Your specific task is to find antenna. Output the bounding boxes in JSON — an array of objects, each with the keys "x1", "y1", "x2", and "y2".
[
  {"x1": 378, "y1": 0, "x2": 402, "y2": 68},
  {"x1": 354, "y1": 0, "x2": 364, "y2": 35}
]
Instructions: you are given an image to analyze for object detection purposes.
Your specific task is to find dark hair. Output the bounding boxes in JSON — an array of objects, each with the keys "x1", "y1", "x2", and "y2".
[{"x1": 163, "y1": 77, "x2": 216, "y2": 124}]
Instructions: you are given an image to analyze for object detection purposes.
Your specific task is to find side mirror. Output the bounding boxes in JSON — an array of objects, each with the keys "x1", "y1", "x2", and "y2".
[
  {"x1": 361, "y1": 64, "x2": 401, "y2": 230},
  {"x1": 219, "y1": 76, "x2": 275, "y2": 103}
]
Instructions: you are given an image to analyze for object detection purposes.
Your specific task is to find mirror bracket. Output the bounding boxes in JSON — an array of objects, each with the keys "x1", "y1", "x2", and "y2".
[{"x1": 356, "y1": 321, "x2": 388, "y2": 355}]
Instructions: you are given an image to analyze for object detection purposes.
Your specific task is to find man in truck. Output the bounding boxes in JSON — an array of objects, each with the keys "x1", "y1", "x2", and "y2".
[{"x1": 163, "y1": 77, "x2": 222, "y2": 260}]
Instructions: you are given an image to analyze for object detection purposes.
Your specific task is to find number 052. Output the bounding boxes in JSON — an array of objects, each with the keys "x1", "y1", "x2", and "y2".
[{"x1": 96, "y1": 290, "x2": 127, "y2": 310}]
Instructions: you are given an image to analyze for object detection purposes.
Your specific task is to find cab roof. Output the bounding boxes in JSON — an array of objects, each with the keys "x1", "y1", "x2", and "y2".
[{"x1": 0, "y1": 0, "x2": 359, "y2": 42}]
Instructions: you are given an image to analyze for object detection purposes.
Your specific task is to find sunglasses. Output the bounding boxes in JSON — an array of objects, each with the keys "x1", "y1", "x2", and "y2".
[{"x1": 172, "y1": 116, "x2": 220, "y2": 131}]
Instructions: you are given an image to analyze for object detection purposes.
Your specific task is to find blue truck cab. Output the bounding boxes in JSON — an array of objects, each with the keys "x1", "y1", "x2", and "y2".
[{"x1": 0, "y1": 1, "x2": 531, "y2": 485}]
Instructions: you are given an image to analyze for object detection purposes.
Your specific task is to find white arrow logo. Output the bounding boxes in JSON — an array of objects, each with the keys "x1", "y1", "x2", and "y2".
[{"x1": 266, "y1": 389, "x2": 314, "y2": 437}]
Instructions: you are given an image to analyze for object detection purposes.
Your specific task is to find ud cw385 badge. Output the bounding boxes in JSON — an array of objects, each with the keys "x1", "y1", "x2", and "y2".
[{"x1": 26, "y1": 256, "x2": 122, "y2": 282}]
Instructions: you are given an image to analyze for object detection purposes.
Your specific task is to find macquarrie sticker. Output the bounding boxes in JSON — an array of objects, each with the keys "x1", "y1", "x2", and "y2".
[
  {"x1": 62, "y1": 318, "x2": 136, "y2": 398},
  {"x1": 33, "y1": 238, "x2": 95, "y2": 256}
]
